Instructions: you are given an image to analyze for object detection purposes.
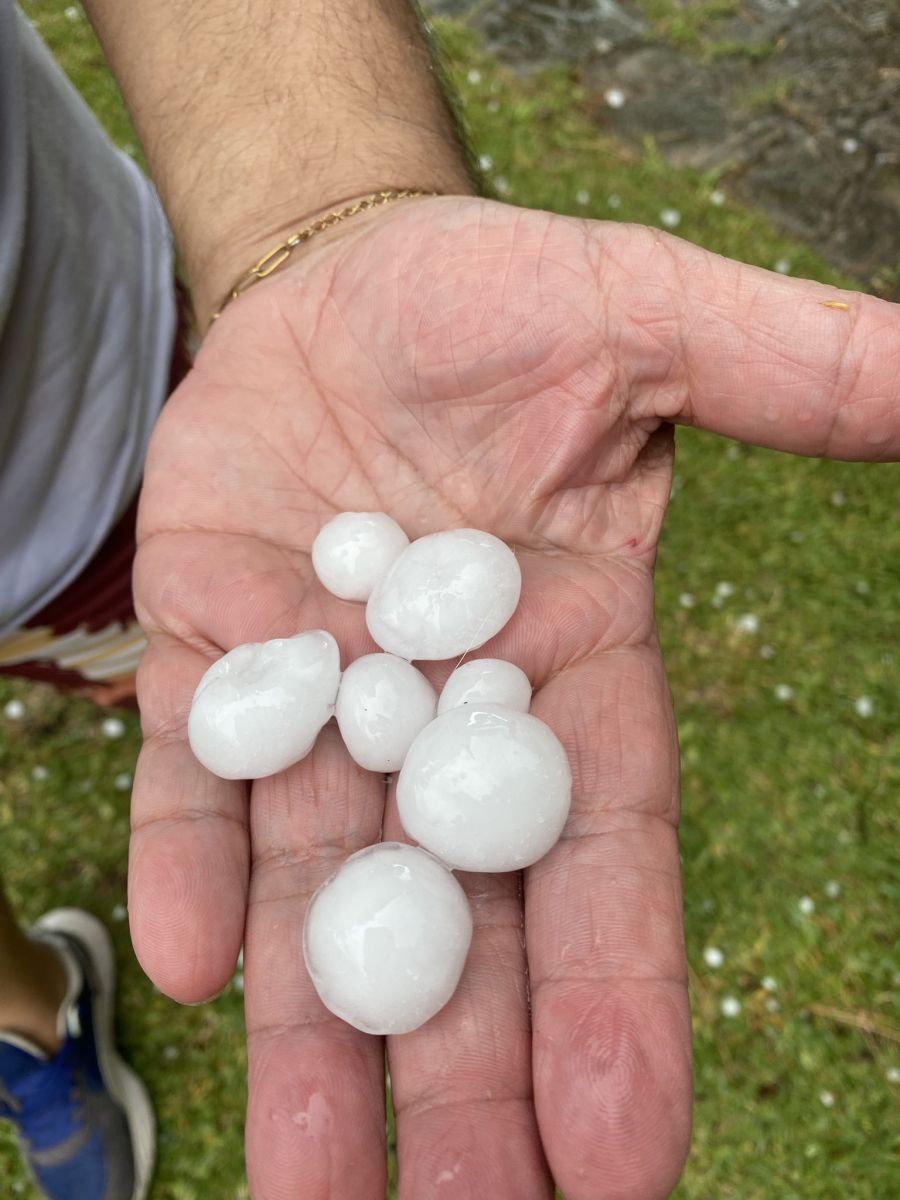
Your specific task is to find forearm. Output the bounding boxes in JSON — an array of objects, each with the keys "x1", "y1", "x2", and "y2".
[{"x1": 81, "y1": 0, "x2": 475, "y2": 323}]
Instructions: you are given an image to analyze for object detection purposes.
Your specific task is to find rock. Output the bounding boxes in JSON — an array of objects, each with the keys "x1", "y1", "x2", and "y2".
[{"x1": 429, "y1": 0, "x2": 900, "y2": 289}]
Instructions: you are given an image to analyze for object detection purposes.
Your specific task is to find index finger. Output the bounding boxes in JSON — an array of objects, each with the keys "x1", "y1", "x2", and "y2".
[{"x1": 526, "y1": 639, "x2": 692, "y2": 1200}]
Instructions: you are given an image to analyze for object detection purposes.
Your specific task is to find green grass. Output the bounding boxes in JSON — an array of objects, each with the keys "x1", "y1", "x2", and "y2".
[
  {"x1": 739, "y1": 74, "x2": 795, "y2": 115},
  {"x1": 635, "y1": 0, "x2": 777, "y2": 59},
  {"x1": 2, "y1": 4, "x2": 898, "y2": 1198}
]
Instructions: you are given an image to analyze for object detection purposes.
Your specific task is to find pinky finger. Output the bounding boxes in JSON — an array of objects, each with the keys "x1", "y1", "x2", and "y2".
[{"x1": 129, "y1": 634, "x2": 249, "y2": 1002}]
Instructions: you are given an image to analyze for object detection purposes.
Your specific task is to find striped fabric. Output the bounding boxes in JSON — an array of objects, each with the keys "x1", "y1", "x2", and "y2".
[{"x1": 0, "y1": 620, "x2": 146, "y2": 683}]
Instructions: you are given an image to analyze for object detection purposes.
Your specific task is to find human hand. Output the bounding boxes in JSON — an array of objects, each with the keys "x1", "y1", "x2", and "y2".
[{"x1": 129, "y1": 196, "x2": 899, "y2": 1200}]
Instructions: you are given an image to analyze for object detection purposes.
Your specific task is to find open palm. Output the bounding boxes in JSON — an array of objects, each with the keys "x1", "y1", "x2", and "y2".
[{"x1": 130, "y1": 197, "x2": 899, "y2": 1200}]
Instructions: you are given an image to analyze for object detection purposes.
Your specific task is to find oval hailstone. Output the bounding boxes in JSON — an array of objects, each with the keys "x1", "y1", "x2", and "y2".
[
  {"x1": 335, "y1": 653, "x2": 437, "y2": 772},
  {"x1": 437, "y1": 658, "x2": 532, "y2": 716},
  {"x1": 303, "y1": 842, "x2": 473, "y2": 1035},
  {"x1": 312, "y1": 512, "x2": 409, "y2": 602},
  {"x1": 188, "y1": 630, "x2": 340, "y2": 780},
  {"x1": 397, "y1": 705, "x2": 571, "y2": 872},
  {"x1": 366, "y1": 529, "x2": 521, "y2": 661}
]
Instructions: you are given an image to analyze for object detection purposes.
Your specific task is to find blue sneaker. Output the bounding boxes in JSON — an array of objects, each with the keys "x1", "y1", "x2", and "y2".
[{"x1": 0, "y1": 909, "x2": 155, "y2": 1199}]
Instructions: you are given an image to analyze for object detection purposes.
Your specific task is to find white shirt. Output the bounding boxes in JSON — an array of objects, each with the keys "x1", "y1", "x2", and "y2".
[{"x1": 0, "y1": 2, "x2": 175, "y2": 634}]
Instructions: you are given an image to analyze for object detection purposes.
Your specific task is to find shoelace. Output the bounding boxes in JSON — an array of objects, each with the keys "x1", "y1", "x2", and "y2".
[{"x1": 0, "y1": 1077, "x2": 22, "y2": 1115}]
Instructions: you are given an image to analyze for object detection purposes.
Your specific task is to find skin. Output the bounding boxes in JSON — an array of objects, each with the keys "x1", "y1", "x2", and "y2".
[{"x1": 129, "y1": 195, "x2": 900, "y2": 1199}]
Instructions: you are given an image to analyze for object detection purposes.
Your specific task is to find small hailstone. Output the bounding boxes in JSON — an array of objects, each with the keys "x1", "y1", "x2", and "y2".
[
  {"x1": 774, "y1": 684, "x2": 794, "y2": 702},
  {"x1": 607, "y1": 193, "x2": 622, "y2": 209},
  {"x1": 188, "y1": 631, "x2": 340, "y2": 779},
  {"x1": 824, "y1": 880, "x2": 841, "y2": 899},
  {"x1": 397, "y1": 705, "x2": 571, "y2": 872},
  {"x1": 366, "y1": 529, "x2": 521, "y2": 661},
  {"x1": 660, "y1": 208, "x2": 681, "y2": 228},
  {"x1": 714, "y1": 581, "x2": 735, "y2": 599},
  {"x1": 720, "y1": 996, "x2": 741, "y2": 1018},
  {"x1": 735, "y1": 613, "x2": 760, "y2": 634},
  {"x1": 478, "y1": 154, "x2": 493, "y2": 172},
  {"x1": 774, "y1": 258, "x2": 791, "y2": 274},
  {"x1": 886, "y1": 1067, "x2": 900, "y2": 1084},
  {"x1": 765, "y1": 997, "x2": 781, "y2": 1012},
  {"x1": 575, "y1": 188, "x2": 591, "y2": 206},
  {"x1": 842, "y1": 137, "x2": 859, "y2": 154},
  {"x1": 233, "y1": 973, "x2": 244, "y2": 994},
  {"x1": 830, "y1": 490, "x2": 847, "y2": 507},
  {"x1": 819, "y1": 1090, "x2": 835, "y2": 1108},
  {"x1": 855, "y1": 579, "x2": 870, "y2": 595},
  {"x1": 759, "y1": 644, "x2": 775, "y2": 660},
  {"x1": 4, "y1": 699, "x2": 25, "y2": 720},
  {"x1": 163, "y1": 1045, "x2": 180, "y2": 1061},
  {"x1": 303, "y1": 842, "x2": 472, "y2": 1035},
  {"x1": 679, "y1": 592, "x2": 695, "y2": 609},
  {"x1": 114, "y1": 772, "x2": 132, "y2": 791},
  {"x1": 798, "y1": 895, "x2": 815, "y2": 915},
  {"x1": 761, "y1": 975, "x2": 778, "y2": 992},
  {"x1": 467, "y1": 68, "x2": 481, "y2": 85},
  {"x1": 312, "y1": 512, "x2": 409, "y2": 602},
  {"x1": 112, "y1": 904, "x2": 127, "y2": 922},
  {"x1": 30, "y1": 765, "x2": 48, "y2": 782},
  {"x1": 725, "y1": 444, "x2": 741, "y2": 461},
  {"x1": 101, "y1": 717, "x2": 126, "y2": 739},
  {"x1": 854, "y1": 696, "x2": 873, "y2": 718},
  {"x1": 437, "y1": 659, "x2": 531, "y2": 716},
  {"x1": 494, "y1": 175, "x2": 510, "y2": 196},
  {"x1": 335, "y1": 654, "x2": 436, "y2": 772},
  {"x1": 604, "y1": 87, "x2": 625, "y2": 109},
  {"x1": 64, "y1": 5, "x2": 80, "y2": 20},
  {"x1": 703, "y1": 946, "x2": 725, "y2": 969},
  {"x1": 709, "y1": 189, "x2": 726, "y2": 206}
]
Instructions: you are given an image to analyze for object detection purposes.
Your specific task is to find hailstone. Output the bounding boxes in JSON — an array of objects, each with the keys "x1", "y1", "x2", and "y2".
[
  {"x1": 335, "y1": 653, "x2": 437, "y2": 772},
  {"x1": 312, "y1": 512, "x2": 409, "y2": 601},
  {"x1": 437, "y1": 658, "x2": 532, "y2": 716},
  {"x1": 366, "y1": 529, "x2": 521, "y2": 661},
  {"x1": 397, "y1": 704, "x2": 571, "y2": 872},
  {"x1": 188, "y1": 630, "x2": 340, "y2": 779},
  {"x1": 303, "y1": 842, "x2": 473, "y2": 1034}
]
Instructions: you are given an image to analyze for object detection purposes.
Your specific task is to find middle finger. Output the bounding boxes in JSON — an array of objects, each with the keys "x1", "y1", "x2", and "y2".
[
  {"x1": 382, "y1": 783, "x2": 552, "y2": 1200},
  {"x1": 244, "y1": 723, "x2": 388, "y2": 1200}
]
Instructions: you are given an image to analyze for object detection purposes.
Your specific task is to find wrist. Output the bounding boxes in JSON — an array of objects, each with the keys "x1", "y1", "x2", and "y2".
[
  {"x1": 83, "y1": 0, "x2": 477, "y2": 327},
  {"x1": 189, "y1": 183, "x2": 474, "y2": 332}
]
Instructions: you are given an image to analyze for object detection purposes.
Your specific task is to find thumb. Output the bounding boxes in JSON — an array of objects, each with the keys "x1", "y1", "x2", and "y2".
[{"x1": 610, "y1": 226, "x2": 900, "y2": 461}]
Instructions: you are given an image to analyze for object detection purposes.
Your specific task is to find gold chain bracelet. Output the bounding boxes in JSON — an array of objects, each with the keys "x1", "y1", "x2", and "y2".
[{"x1": 210, "y1": 189, "x2": 437, "y2": 322}]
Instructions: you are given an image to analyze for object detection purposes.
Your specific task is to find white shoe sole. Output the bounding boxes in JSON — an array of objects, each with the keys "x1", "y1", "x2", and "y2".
[{"x1": 34, "y1": 908, "x2": 156, "y2": 1200}]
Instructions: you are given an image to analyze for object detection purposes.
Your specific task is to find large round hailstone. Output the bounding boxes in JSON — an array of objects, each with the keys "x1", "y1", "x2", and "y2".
[
  {"x1": 397, "y1": 705, "x2": 571, "y2": 872},
  {"x1": 303, "y1": 842, "x2": 473, "y2": 1035},
  {"x1": 312, "y1": 512, "x2": 409, "y2": 602},
  {"x1": 437, "y1": 658, "x2": 532, "y2": 716},
  {"x1": 335, "y1": 654, "x2": 437, "y2": 772},
  {"x1": 188, "y1": 630, "x2": 340, "y2": 780},
  {"x1": 366, "y1": 529, "x2": 521, "y2": 661}
]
